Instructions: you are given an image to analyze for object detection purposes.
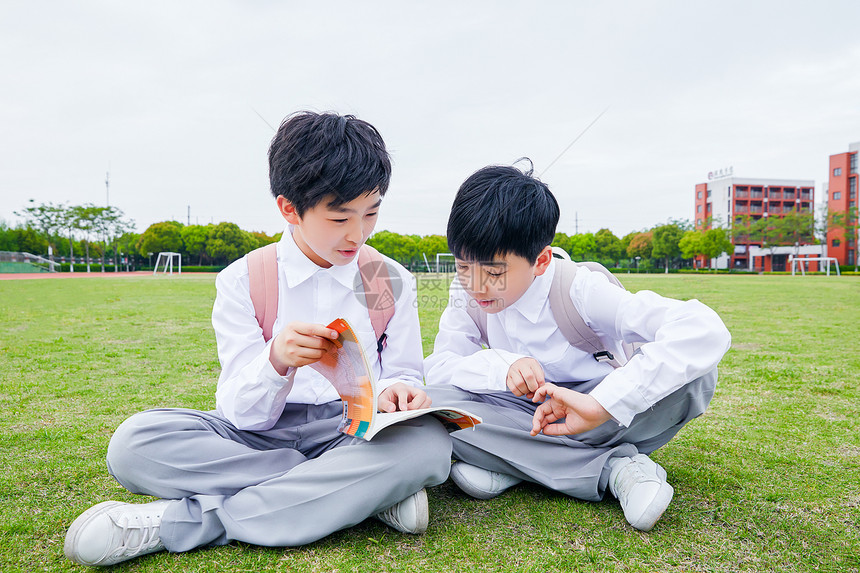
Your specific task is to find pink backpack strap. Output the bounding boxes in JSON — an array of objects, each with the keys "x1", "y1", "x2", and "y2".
[
  {"x1": 357, "y1": 244, "x2": 395, "y2": 354},
  {"x1": 247, "y1": 243, "x2": 279, "y2": 342}
]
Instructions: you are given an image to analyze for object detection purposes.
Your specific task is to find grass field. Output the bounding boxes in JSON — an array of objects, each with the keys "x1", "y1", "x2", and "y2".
[{"x1": 1, "y1": 273, "x2": 858, "y2": 572}]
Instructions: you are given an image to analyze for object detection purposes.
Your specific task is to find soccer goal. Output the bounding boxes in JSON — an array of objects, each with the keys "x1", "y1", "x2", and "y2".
[
  {"x1": 153, "y1": 252, "x2": 182, "y2": 276},
  {"x1": 788, "y1": 256, "x2": 840, "y2": 276},
  {"x1": 435, "y1": 253, "x2": 455, "y2": 273}
]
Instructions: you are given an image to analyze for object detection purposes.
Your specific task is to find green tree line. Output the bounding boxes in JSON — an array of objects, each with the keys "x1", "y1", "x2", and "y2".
[{"x1": 8, "y1": 201, "x2": 844, "y2": 272}]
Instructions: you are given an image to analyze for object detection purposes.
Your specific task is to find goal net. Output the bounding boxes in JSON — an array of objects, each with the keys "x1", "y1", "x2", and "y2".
[{"x1": 153, "y1": 252, "x2": 182, "y2": 275}]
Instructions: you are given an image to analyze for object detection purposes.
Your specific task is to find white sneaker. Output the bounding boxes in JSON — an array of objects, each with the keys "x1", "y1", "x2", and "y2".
[
  {"x1": 450, "y1": 462, "x2": 522, "y2": 500},
  {"x1": 64, "y1": 499, "x2": 171, "y2": 566},
  {"x1": 608, "y1": 454, "x2": 674, "y2": 532},
  {"x1": 374, "y1": 489, "x2": 429, "y2": 534}
]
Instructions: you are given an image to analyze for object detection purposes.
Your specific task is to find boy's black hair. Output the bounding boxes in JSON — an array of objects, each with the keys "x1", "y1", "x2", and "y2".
[
  {"x1": 268, "y1": 111, "x2": 391, "y2": 216},
  {"x1": 447, "y1": 162, "x2": 559, "y2": 263}
]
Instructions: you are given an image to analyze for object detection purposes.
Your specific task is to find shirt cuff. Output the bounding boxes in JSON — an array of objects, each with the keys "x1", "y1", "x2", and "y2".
[
  {"x1": 258, "y1": 341, "x2": 296, "y2": 389},
  {"x1": 470, "y1": 348, "x2": 528, "y2": 393},
  {"x1": 586, "y1": 369, "x2": 649, "y2": 428}
]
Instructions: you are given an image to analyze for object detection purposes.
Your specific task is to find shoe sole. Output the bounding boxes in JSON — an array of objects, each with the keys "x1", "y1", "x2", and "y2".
[
  {"x1": 410, "y1": 488, "x2": 429, "y2": 534},
  {"x1": 63, "y1": 501, "x2": 126, "y2": 566},
  {"x1": 376, "y1": 489, "x2": 429, "y2": 534},
  {"x1": 628, "y1": 481, "x2": 674, "y2": 532}
]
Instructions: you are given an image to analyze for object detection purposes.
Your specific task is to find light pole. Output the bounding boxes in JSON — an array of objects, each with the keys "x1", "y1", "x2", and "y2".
[{"x1": 635, "y1": 256, "x2": 641, "y2": 273}]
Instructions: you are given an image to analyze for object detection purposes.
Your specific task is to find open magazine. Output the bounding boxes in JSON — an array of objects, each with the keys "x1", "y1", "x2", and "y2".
[{"x1": 310, "y1": 318, "x2": 482, "y2": 441}]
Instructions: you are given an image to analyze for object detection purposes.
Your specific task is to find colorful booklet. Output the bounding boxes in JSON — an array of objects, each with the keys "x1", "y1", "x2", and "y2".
[{"x1": 310, "y1": 318, "x2": 482, "y2": 441}]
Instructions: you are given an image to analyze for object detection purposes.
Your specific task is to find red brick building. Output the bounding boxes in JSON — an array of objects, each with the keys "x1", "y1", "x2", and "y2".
[
  {"x1": 694, "y1": 174, "x2": 817, "y2": 271},
  {"x1": 826, "y1": 142, "x2": 859, "y2": 266}
]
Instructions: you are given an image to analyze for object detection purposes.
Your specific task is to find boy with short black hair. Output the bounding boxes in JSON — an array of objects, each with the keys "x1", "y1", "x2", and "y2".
[
  {"x1": 425, "y1": 163, "x2": 730, "y2": 531},
  {"x1": 64, "y1": 111, "x2": 452, "y2": 567}
]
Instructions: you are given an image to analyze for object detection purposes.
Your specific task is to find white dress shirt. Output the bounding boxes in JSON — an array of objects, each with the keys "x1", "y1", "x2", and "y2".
[
  {"x1": 424, "y1": 259, "x2": 731, "y2": 427},
  {"x1": 212, "y1": 226, "x2": 424, "y2": 430}
]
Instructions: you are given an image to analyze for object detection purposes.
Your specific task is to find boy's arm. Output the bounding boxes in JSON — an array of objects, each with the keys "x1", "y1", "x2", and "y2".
[
  {"x1": 424, "y1": 280, "x2": 527, "y2": 392},
  {"x1": 572, "y1": 269, "x2": 731, "y2": 427},
  {"x1": 211, "y1": 263, "x2": 298, "y2": 431}
]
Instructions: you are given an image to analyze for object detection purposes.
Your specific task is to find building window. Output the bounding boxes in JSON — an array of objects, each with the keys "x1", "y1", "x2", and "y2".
[
  {"x1": 707, "y1": 190, "x2": 712, "y2": 198},
  {"x1": 851, "y1": 177, "x2": 857, "y2": 198},
  {"x1": 851, "y1": 153, "x2": 857, "y2": 174},
  {"x1": 728, "y1": 186, "x2": 732, "y2": 197},
  {"x1": 697, "y1": 218, "x2": 702, "y2": 227},
  {"x1": 832, "y1": 239, "x2": 840, "y2": 247},
  {"x1": 833, "y1": 192, "x2": 842, "y2": 200},
  {"x1": 697, "y1": 205, "x2": 702, "y2": 213},
  {"x1": 834, "y1": 167, "x2": 842, "y2": 176},
  {"x1": 697, "y1": 191, "x2": 702, "y2": 199}
]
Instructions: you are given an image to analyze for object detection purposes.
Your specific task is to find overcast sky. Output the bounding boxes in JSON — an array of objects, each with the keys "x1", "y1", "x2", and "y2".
[{"x1": 2, "y1": 1, "x2": 859, "y2": 239}]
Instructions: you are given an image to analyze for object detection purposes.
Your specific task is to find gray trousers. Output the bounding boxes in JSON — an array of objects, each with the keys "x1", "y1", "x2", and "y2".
[
  {"x1": 426, "y1": 368, "x2": 717, "y2": 502},
  {"x1": 105, "y1": 403, "x2": 452, "y2": 552}
]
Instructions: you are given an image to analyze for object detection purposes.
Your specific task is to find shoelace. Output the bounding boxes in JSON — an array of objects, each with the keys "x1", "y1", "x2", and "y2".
[
  {"x1": 112, "y1": 512, "x2": 163, "y2": 558},
  {"x1": 377, "y1": 503, "x2": 405, "y2": 529},
  {"x1": 613, "y1": 461, "x2": 649, "y2": 500}
]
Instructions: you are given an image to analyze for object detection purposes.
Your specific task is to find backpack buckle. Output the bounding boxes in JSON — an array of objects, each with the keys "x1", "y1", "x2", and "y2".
[
  {"x1": 593, "y1": 350, "x2": 615, "y2": 363},
  {"x1": 376, "y1": 332, "x2": 388, "y2": 354}
]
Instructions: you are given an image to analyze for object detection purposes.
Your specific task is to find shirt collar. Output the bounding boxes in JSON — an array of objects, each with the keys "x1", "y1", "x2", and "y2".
[
  {"x1": 278, "y1": 225, "x2": 360, "y2": 290},
  {"x1": 505, "y1": 258, "x2": 555, "y2": 323}
]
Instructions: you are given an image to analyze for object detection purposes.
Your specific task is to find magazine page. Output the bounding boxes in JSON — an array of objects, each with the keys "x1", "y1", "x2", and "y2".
[
  {"x1": 310, "y1": 318, "x2": 377, "y2": 438},
  {"x1": 312, "y1": 318, "x2": 482, "y2": 441},
  {"x1": 367, "y1": 408, "x2": 483, "y2": 440}
]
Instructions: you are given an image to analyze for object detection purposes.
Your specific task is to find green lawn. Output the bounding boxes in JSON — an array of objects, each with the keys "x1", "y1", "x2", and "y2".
[{"x1": 1, "y1": 273, "x2": 858, "y2": 572}]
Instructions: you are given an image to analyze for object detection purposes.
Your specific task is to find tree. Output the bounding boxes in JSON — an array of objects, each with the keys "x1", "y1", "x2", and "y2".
[
  {"x1": 417, "y1": 234, "x2": 448, "y2": 269},
  {"x1": 680, "y1": 228, "x2": 733, "y2": 267},
  {"x1": 14, "y1": 201, "x2": 66, "y2": 253},
  {"x1": 626, "y1": 231, "x2": 653, "y2": 260},
  {"x1": 249, "y1": 231, "x2": 278, "y2": 251},
  {"x1": 71, "y1": 204, "x2": 102, "y2": 272},
  {"x1": 701, "y1": 228, "x2": 733, "y2": 260},
  {"x1": 569, "y1": 233, "x2": 597, "y2": 261},
  {"x1": 366, "y1": 230, "x2": 420, "y2": 265},
  {"x1": 593, "y1": 228, "x2": 623, "y2": 265},
  {"x1": 182, "y1": 224, "x2": 214, "y2": 265},
  {"x1": 114, "y1": 232, "x2": 141, "y2": 270},
  {"x1": 678, "y1": 230, "x2": 702, "y2": 261},
  {"x1": 138, "y1": 221, "x2": 184, "y2": 261},
  {"x1": 551, "y1": 232, "x2": 572, "y2": 254},
  {"x1": 766, "y1": 211, "x2": 815, "y2": 248},
  {"x1": 206, "y1": 222, "x2": 254, "y2": 264},
  {"x1": 88, "y1": 206, "x2": 133, "y2": 271},
  {"x1": 651, "y1": 222, "x2": 686, "y2": 273}
]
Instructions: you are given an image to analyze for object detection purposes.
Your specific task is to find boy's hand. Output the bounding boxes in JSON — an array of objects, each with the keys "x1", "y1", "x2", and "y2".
[
  {"x1": 269, "y1": 322, "x2": 339, "y2": 375},
  {"x1": 507, "y1": 357, "x2": 545, "y2": 399},
  {"x1": 530, "y1": 383, "x2": 612, "y2": 436},
  {"x1": 378, "y1": 382, "x2": 432, "y2": 413}
]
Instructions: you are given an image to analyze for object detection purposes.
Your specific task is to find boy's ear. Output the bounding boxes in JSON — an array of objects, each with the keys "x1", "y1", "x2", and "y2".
[
  {"x1": 533, "y1": 246, "x2": 554, "y2": 276},
  {"x1": 276, "y1": 196, "x2": 301, "y2": 225}
]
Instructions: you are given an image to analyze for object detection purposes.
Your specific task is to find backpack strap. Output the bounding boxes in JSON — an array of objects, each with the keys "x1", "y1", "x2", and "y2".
[
  {"x1": 247, "y1": 242, "x2": 394, "y2": 355},
  {"x1": 247, "y1": 243, "x2": 279, "y2": 343},
  {"x1": 549, "y1": 259, "x2": 639, "y2": 368},
  {"x1": 356, "y1": 245, "x2": 395, "y2": 354},
  {"x1": 460, "y1": 258, "x2": 637, "y2": 369}
]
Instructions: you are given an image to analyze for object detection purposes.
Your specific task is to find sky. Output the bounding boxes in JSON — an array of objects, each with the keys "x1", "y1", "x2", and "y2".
[{"x1": 2, "y1": 0, "x2": 859, "y2": 239}]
